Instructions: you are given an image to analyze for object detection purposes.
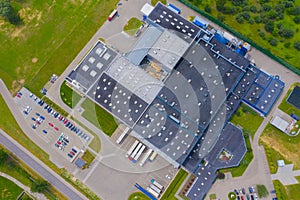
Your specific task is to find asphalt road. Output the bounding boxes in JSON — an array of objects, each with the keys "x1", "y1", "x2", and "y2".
[
  {"x1": 0, "y1": 79, "x2": 86, "y2": 200},
  {"x1": 0, "y1": 130, "x2": 86, "y2": 200}
]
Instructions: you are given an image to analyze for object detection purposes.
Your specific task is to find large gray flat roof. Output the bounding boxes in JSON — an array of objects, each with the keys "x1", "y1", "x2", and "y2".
[
  {"x1": 126, "y1": 25, "x2": 163, "y2": 66},
  {"x1": 106, "y1": 56, "x2": 163, "y2": 104},
  {"x1": 66, "y1": 41, "x2": 118, "y2": 92},
  {"x1": 148, "y1": 30, "x2": 189, "y2": 71}
]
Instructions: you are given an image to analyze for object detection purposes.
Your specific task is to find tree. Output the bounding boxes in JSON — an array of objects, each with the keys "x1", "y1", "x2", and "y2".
[
  {"x1": 31, "y1": 179, "x2": 49, "y2": 193},
  {"x1": 205, "y1": 4, "x2": 211, "y2": 13},
  {"x1": 0, "y1": 0, "x2": 12, "y2": 18},
  {"x1": 278, "y1": 28, "x2": 294, "y2": 38},
  {"x1": 294, "y1": 41, "x2": 300, "y2": 50},
  {"x1": 264, "y1": 21, "x2": 274, "y2": 33},
  {"x1": 294, "y1": 16, "x2": 300, "y2": 24},
  {"x1": 0, "y1": 149, "x2": 8, "y2": 163},
  {"x1": 216, "y1": 172, "x2": 225, "y2": 179},
  {"x1": 269, "y1": 38, "x2": 278, "y2": 46}
]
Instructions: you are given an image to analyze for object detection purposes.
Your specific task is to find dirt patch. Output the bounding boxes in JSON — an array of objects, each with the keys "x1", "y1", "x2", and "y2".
[
  {"x1": 11, "y1": 80, "x2": 23, "y2": 94},
  {"x1": 260, "y1": 136, "x2": 300, "y2": 169},
  {"x1": 19, "y1": 7, "x2": 42, "y2": 24},
  {"x1": 11, "y1": 26, "x2": 25, "y2": 38},
  {"x1": 32, "y1": 57, "x2": 38, "y2": 63}
]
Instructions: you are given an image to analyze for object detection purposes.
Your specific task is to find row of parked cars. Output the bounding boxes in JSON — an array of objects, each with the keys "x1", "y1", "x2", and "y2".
[
  {"x1": 29, "y1": 92, "x2": 90, "y2": 143},
  {"x1": 67, "y1": 148, "x2": 78, "y2": 159},
  {"x1": 31, "y1": 112, "x2": 45, "y2": 130},
  {"x1": 54, "y1": 133, "x2": 69, "y2": 151},
  {"x1": 64, "y1": 119, "x2": 90, "y2": 142},
  {"x1": 234, "y1": 186, "x2": 258, "y2": 200}
]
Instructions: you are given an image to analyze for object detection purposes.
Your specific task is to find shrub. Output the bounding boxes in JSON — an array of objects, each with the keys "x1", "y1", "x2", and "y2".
[
  {"x1": 294, "y1": 41, "x2": 300, "y2": 51},
  {"x1": 265, "y1": 21, "x2": 274, "y2": 33},
  {"x1": 284, "y1": 42, "x2": 291, "y2": 48},
  {"x1": 205, "y1": 4, "x2": 211, "y2": 13},
  {"x1": 269, "y1": 38, "x2": 278, "y2": 46},
  {"x1": 294, "y1": 16, "x2": 300, "y2": 24},
  {"x1": 278, "y1": 28, "x2": 294, "y2": 38}
]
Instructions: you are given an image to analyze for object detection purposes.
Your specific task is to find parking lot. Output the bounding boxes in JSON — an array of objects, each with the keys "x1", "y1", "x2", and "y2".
[{"x1": 14, "y1": 88, "x2": 93, "y2": 163}]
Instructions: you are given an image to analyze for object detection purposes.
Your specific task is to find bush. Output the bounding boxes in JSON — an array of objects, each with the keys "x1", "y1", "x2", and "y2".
[
  {"x1": 278, "y1": 28, "x2": 294, "y2": 38},
  {"x1": 269, "y1": 38, "x2": 278, "y2": 46},
  {"x1": 205, "y1": 5, "x2": 211, "y2": 13},
  {"x1": 294, "y1": 16, "x2": 300, "y2": 24},
  {"x1": 31, "y1": 179, "x2": 49, "y2": 193},
  {"x1": 294, "y1": 41, "x2": 300, "y2": 51},
  {"x1": 284, "y1": 42, "x2": 291, "y2": 48},
  {"x1": 265, "y1": 21, "x2": 274, "y2": 33}
]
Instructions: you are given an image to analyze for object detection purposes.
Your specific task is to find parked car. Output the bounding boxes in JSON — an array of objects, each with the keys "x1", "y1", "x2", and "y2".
[
  {"x1": 31, "y1": 117, "x2": 36, "y2": 121},
  {"x1": 49, "y1": 122, "x2": 54, "y2": 127},
  {"x1": 67, "y1": 153, "x2": 73, "y2": 158},
  {"x1": 54, "y1": 127, "x2": 59, "y2": 131},
  {"x1": 71, "y1": 148, "x2": 77, "y2": 153},
  {"x1": 42, "y1": 130, "x2": 47, "y2": 134}
]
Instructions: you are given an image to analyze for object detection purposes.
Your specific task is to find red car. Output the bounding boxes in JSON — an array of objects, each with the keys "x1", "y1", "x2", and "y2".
[
  {"x1": 59, "y1": 116, "x2": 63, "y2": 121},
  {"x1": 64, "y1": 119, "x2": 68, "y2": 124},
  {"x1": 16, "y1": 93, "x2": 21, "y2": 98},
  {"x1": 48, "y1": 122, "x2": 54, "y2": 127},
  {"x1": 54, "y1": 127, "x2": 59, "y2": 131},
  {"x1": 56, "y1": 141, "x2": 61, "y2": 145},
  {"x1": 70, "y1": 151, "x2": 75, "y2": 156}
]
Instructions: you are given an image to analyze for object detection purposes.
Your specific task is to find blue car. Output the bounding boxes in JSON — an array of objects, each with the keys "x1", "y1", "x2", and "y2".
[
  {"x1": 31, "y1": 117, "x2": 36, "y2": 121},
  {"x1": 42, "y1": 130, "x2": 47, "y2": 134},
  {"x1": 35, "y1": 112, "x2": 40, "y2": 117},
  {"x1": 40, "y1": 116, "x2": 45, "y2": 120},
  {"x1": 65, "y1": 121, "x2": 70, "y2": 127},
  {"x1": 71, "y1": 148, "x2": 77, "y2": 153}
]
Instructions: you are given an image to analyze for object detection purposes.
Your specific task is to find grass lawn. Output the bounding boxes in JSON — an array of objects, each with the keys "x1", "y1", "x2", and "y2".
[
  {"x1": 230, "y1": 103, "x2": 264, "y2": 139},
  {"x1": 42, "y1": 96, "x2": 68, "y2": 117},
  {"x1": 20, "y1": 192, "x2": 33, "y2": 200},
  {"x1": 0, "y1": 0, "x2": 119, "y2": 96},
  {"x1": 209, "y1": 193, "x2": 217, "y2": 200},
  {"x1": 70, "y1": 117, "x2": 101, "y2": 153},
  {"x1": 273, "y1": 179, "x2": 300, "y2": 200},
  {"x1": 151, "y1": 0, "x2": 167, "y2": 6},
  {"x1": 128, "y1": 192, "x2": 150, "y2": 200},
  {"x1": 161, "y1": 169, "x2": 188, "y2": 200},
  {"x1": 123, "y1": 17, "x2": 143, "y2": 36},
  {"x1": 0, "y1": 146, "x2": 66, "y2": 200},
  {"x1": 260, "y1": 123, "x2": 300, "y2": 172},
  {"x1": 278, "y1": 83, "x2": 300, "y2": 117},
  {"x1": 81, "y1": 98, "x2": 118, "y2": 136},
  {"x1": 221, "y1": 133, "x2": 253, "y2": 177},
  {"x1": 60, "y1": 81, "x2": 81, "y2": 108},
  {"x1": 81, "y1": 150, "x2": 96, "y2": 166},
  {"x1": 0, "y1": 176, "x2": 23, "y2": 200}
]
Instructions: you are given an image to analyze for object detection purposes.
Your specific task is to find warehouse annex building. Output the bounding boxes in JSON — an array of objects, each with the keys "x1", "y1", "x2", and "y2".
[{"x1": 66, "y1": 2, "x2": 284, "y2": 199}]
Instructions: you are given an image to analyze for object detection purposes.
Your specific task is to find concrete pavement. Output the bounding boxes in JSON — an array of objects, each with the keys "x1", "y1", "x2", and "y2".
[
  {"x1": 271, "y1": 164, "x2": 300, "y2": 185},
  {"x1": 0, "y1": 79, "x2": 87, "y2": 200}
]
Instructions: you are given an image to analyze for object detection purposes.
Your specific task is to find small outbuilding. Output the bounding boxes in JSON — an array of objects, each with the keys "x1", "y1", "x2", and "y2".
[{"x1": 75, "y1": 158, "x2": 86, "y2": 169}]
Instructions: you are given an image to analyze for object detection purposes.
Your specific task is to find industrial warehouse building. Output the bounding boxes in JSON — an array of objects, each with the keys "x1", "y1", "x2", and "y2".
[{"x1": 66, "y1": 2, "x2": 284, "y2": 199}]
